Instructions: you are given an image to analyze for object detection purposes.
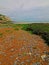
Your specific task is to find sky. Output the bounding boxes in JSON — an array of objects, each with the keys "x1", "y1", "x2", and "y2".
[{"x1": 0, "y1": 0, "x2": 49, "y2": 22}]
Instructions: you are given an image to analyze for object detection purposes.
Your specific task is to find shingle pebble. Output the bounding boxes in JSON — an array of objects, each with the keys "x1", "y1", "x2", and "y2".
[
  {"x1": 33, "y1": 62, "x2": 41, "y2": 65},
  {"x1": 10, "y1": 48, "x2": 15, "y2": 52},
  {"x1": 25, "y1": 60, "x2": 31, "y2": 63},
  {"x1": 20, "y1": 61, "x2": 25, "y2": 65}
]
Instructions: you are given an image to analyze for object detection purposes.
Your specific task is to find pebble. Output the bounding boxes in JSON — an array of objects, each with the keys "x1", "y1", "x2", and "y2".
[
  {"x1": 0, "y1": 62, "x2": 2, "y2": 64},
  {"x1": 45, "y1": 55, "x2": 49, "y2": 62},
  {"x1": 0, "y1": 51, "x2": 6, "y2": 56},
  {"x1": 27, "y1": 52, "x2": 32, "y2": 56},
  {"x1": 10, "y1": 48, "x2": 15, "y2": 52},
  {"x1": 33, "y1": 62, "x2": 41, "y2": 65},
  {"x1": 26, "y1": 60, "x2": 30, "y2": 63},
  {"x1": 28, "y1": 52, "x2": 32, "y2": 56},
  {"x1": 15, "y1": 57, "x2": 18, "y2": 60},
  {"x1": 35, "y1": 53, "x2": 40, "y2": 57},
  {"x1": 30, "y1": 47, "x2": 33, "y2": 53},
  {"x1": 10, "y1": 55, "x2": 14, "y2": 58},
  {"x1": 21, "y1": 47, "x2": 25, "y2": 50},
  {"x1": 43, "y1": 51, "x2": 49, "y2": 55},
  {"x1": 14, "y1": 61, "x2": 17, "y2": 65},
  {"x1": 14, "y1": 59, "x2": 20, "y2": 65},
  {"x1": 20, "y1": 62, "x2": 25, "y2": 65}
]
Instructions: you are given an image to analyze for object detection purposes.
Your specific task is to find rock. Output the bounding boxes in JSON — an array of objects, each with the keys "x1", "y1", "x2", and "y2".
[
  {"x1": 41, "y1": 54, "x2": 49, "y2": 62},
  {"x1": 41, "y1": 54, "x2": 47, "y2": 61}
]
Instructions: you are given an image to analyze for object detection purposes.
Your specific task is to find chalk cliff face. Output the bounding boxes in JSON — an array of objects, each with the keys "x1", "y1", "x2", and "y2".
[{"x1": 0, "y1": 14, "x2": 12, "y2": 24}]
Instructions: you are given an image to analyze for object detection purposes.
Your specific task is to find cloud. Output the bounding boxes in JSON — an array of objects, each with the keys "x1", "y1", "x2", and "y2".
[
  {"x1": 0, "y1": 0, "x2": 49, "y2": 11},
  {"x1": 0, "y1": 0, "x2": 49, "y2": 21}
]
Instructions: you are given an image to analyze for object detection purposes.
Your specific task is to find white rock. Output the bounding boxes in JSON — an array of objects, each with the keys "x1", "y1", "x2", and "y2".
[{"x1": 41, "y1": 54, "x2": 47, "y2": 61}]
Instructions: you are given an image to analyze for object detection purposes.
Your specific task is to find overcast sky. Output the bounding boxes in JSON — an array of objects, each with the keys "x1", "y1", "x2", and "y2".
[{"x1": 0, "y1": 0, "x2": 49, "y2": 22}]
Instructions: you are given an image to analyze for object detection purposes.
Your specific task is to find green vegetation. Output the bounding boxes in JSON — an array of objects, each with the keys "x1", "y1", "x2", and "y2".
[
  {"x1": 5, "y1": 30, "x2": 13, "y2": 33},
  {"x1": 14, "y1": 27, "x2": 19, "y2": 30},
  {"x1": 0, "y1": 32, "x2": 3, "y2": 38},
  {"x1": 21, "y1": 23, "x2": 49, "y2": 33},
  {"x1": 21, "y1": 23, "x2": 49, "y2": 46}
]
